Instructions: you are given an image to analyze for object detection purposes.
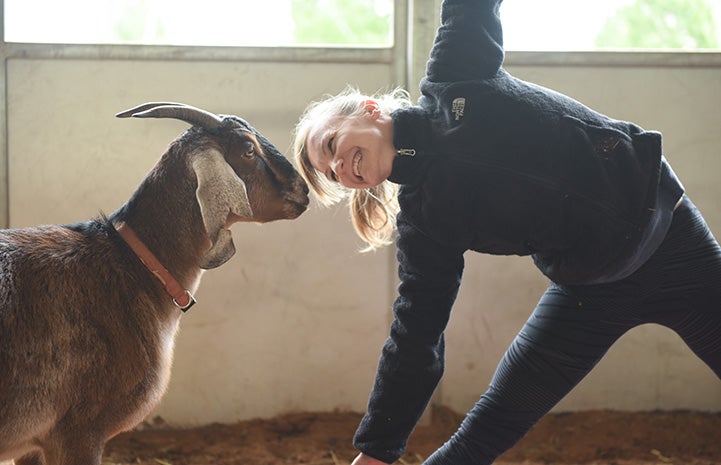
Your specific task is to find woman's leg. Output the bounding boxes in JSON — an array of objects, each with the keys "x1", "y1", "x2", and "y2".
[
  {"x1": 424, "y1": 283, "x2": 638, "y2": 465},
  {"x1": 425, "y1": 197, "x2": 721, "y2": 465},
  {"x1": 638, "y1": 197, "x2": 721, "y2": 378}
]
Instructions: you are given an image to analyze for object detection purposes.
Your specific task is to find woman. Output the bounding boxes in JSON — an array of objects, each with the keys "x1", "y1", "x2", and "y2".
[{"x1": 292, "y1": 1, "x2": 721, "y2": 464}]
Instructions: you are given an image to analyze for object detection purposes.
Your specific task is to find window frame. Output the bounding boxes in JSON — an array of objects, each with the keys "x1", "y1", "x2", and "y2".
[{"x1": 2, "y1": 0, "x2": 721, "y2": 227}]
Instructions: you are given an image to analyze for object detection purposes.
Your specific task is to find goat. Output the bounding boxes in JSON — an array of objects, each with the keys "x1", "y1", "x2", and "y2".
[{"x1": 0, "y1": 102, "x2": 309, "y2": 465}]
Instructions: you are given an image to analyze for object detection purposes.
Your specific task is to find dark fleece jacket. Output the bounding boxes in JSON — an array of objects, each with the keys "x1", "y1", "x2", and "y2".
[{"x1": 353, "y1": 0, "x2": 684, "y2": 462}]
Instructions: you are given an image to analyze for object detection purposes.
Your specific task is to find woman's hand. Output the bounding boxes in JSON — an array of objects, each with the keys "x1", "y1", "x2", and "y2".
[{"x1": 351, "y1": 452, "x2": 391, "y2": 465}]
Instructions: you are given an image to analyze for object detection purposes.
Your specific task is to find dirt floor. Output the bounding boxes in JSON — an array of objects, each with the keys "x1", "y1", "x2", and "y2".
[{"x1": 103, "y1": 407, "x2": 721, "y2": 465}]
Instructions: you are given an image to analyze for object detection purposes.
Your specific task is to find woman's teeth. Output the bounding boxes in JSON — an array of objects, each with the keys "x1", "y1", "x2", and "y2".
[{"x1": 353, "y1": 153, "x2": 362, "y2": 178}]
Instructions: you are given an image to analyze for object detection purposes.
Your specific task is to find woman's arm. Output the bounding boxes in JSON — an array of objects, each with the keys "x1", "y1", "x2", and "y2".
[
  {"x1": 352, "y1": 215, "x2": 465, "y2": 463},
  {"x1": 425, "y1": 0, "x2": 504, "y2": 82}
]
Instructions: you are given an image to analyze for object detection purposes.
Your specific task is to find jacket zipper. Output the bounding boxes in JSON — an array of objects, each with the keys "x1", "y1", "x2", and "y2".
[{"x1": 397, "y1": 149, "x2": 416, "y2": 156}]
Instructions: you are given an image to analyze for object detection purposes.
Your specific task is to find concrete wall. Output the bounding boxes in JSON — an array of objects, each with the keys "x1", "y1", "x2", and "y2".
[{"x1": 6, "y1": 55, "x2": 721, "y2": 426}]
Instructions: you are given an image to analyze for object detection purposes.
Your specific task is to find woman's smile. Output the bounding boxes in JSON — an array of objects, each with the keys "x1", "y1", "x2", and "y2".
[{"x1": 352, "y1": 152, "x2": 363, "y2": 180}]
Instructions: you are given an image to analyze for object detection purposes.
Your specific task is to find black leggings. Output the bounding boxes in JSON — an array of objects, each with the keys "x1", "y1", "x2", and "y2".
[{"x1": 425, "y1": 196, "x2": 721, "y2": 465}]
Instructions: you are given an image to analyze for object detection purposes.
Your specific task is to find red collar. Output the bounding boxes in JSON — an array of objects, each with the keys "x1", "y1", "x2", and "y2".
[{"x1": 115, "y1": 222, "x2": 196, "y2": 312}]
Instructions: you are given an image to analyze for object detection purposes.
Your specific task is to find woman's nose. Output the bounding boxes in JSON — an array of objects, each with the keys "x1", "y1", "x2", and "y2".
[{"x1": 330, "y1": 158, "x2": 343, "y2": 180}]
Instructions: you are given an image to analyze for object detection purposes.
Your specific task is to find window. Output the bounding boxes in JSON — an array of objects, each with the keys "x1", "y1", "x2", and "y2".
[
  {"x1": 3, "y1": 0, "x2": 393, "y2": 47},
  {"x1": 501, "y1": 0, "x2": 721, "y2": 51},
  {"x1": 5, "y1": 0, "x2": 720, "y2": 51}
]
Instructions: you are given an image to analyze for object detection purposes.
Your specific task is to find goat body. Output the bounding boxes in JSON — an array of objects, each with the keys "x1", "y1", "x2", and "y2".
[{"x1": 0, "y1": 103, "x2": 309, "y2": 465}]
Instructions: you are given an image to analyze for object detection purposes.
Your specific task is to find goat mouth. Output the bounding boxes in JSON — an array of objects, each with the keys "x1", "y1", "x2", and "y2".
[
  {"x1": 284, "y1": 200, "x2": 308, "y2": 218},
  {"x1": 284, "y1": 191, "x2": 309, "y2": 215}
]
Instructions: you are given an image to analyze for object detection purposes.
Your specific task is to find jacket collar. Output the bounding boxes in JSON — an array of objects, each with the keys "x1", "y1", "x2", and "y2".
[{"x1": 389, "y1": 106, "x2": 433, "y2": 185}]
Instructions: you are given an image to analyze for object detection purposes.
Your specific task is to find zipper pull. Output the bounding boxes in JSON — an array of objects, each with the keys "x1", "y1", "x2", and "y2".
[{"x1": 397, "y1": 149, "x2": 416, "y2": 156}]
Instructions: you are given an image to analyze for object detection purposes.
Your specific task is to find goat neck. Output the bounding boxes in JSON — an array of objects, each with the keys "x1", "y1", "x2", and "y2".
[
  {"x1": 115, "y1": 221, "x2": 196, "y2": 311},
  {"x1": 110, "y1": 146, "x2": 209, "y2": 304}
]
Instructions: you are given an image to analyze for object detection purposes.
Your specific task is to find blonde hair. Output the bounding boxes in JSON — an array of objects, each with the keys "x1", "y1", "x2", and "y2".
[{"x1": 293, "y1": 86, "x2": 412, "y2": 251}]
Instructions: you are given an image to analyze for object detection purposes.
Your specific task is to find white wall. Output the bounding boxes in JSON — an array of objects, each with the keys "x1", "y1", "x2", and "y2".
[{"x1": 6, "y1": 56, "x2": 721, "y2": 426}]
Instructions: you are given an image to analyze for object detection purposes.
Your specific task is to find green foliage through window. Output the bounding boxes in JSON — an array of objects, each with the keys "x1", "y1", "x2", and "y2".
[
  {"x1": 291, "y1": 0, "x2": 393, "y2": 45},
  {"x1": 595, "y1": 0, "x2": 719, "y2": 49}
]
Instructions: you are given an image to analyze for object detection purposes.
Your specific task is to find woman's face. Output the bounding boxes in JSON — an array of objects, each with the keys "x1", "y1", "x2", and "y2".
[{"x1": 306, "y1": 101, "x2": 396, "y2": 190}]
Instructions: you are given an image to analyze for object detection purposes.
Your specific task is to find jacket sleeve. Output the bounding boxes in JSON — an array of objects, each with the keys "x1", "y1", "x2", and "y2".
[
  {"x1": 353, "y1": 214, "x2": 465, "y2": 463},
  {"x1": 425, "y1": 0, "x2": 505, "y2": 82}
]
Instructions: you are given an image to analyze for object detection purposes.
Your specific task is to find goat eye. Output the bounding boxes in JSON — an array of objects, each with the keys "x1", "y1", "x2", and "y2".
[{"x1": 242, "y1": 141, "x2": 256, "y2": 158}]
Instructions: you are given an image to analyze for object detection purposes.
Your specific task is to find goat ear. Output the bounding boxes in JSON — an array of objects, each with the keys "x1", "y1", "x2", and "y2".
[{"x1": 192, "y1": 148, "x2": 253, "y2": 269}]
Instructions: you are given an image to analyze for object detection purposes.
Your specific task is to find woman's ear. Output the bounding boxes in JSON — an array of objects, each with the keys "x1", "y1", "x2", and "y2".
[{"x1": 363, "y1": 99, "x2": 381, "y2": 120}]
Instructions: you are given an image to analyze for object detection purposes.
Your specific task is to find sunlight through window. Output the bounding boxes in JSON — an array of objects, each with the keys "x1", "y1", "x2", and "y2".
[
  {"x1": 501, "y1": 0, "x2": 721, "y2": 51},
  {"x1": 4, "y1": 0, "x2": 720, "y2": 50},
  {"x1": 3, "y1": 0, "x2": 393, "y2": 46}
]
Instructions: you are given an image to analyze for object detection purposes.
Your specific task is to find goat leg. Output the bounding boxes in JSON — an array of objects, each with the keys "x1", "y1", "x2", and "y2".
[{"x1": 39, "y1": 439, "x2": 103, "y2": 465}]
